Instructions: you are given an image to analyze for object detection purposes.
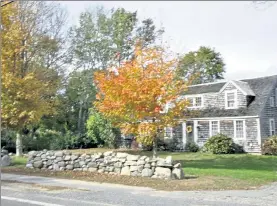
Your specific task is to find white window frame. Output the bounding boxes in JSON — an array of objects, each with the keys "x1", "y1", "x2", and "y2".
[
  {"x1": 209, "y1": 120, "x2": 220, "y2": 137},
  {"x1": 186, "y1": 95, "x2": 204, "y2": 109},
  {"x1": 269, "y1": 118, "x2": 275, "y2": 136},
  {"x1": 270, "y1": 97, "x2": 274, "y2": 107},
  {"x1": 225, "y1": 90, "x2": 237, "y2": 109},
  {"x1": 233, "y1": 120, "x2": 246, "y2": 140},
  {"x1": 164, "y1": 127, "x2": 173, "y2": 138},
  {"x1": 275, "y1": 88, "x2": 277, "y2": 107}
]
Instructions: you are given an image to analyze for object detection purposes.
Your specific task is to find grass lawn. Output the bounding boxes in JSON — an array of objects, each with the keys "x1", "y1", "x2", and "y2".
[{"x1": 3, "y1": 149, "x2": 277, "y2": 191}]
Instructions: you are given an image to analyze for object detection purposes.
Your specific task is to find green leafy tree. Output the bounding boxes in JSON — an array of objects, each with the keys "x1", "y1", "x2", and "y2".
[
  {"x1": 136, "y1": 18, "x2": 164, "y2": 49},
  {"x1": 86, "y1": 109, "x2": 120, "y2": 148},
  {"x1": 177, "y1": 46, "x2": 226, "y2": 85}
]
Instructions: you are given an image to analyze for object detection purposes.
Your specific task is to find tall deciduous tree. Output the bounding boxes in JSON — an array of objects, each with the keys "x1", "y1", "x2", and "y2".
[
  {"x1": 177, "y1": 46, "x2": 225, "y2": 85},
  {"x1": 1, "y1": 2, "x2": 67, "y2": 156},
  {"x1": 94, "y1": 45, "x2": 190, "y2": 157},
  {"x1": 67, "y1": 7, "x2": 164, "y2": 143}
]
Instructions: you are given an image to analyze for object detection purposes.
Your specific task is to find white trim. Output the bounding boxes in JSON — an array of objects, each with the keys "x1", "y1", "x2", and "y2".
[
  {"x1": 164, "y1": 127, "x2": 173, "y2": 138},
  {"x1": 187, "y1": 116, "x2": 259, "y2": 121},
  {"x1": 219, "y1": 80, "x2": 248, "y2": 95},
  {"x1": 209, "y1": 120, "x2": 220, "y2": 137},
  {"x1": 233, "y1": 119, "x2": 246, "y2": 140},
  {"x1": 257, "y1": 118, "x2": 261, "y2": 145},
  {"x1": 269, "y1": 118, "x2": 275, "y2": 136},
  {"x1": 270, "y1": 97, "x2": 274, "y2": 107},
  {"x1": 188, "y1": 81, "x2": 226, "y2": 87},
  {"x1": 275, "y1": 88, "x2": 277, "y2": 107},
  {"x1": 193, "y1": 120, "x2": 198, "y2": 143},
  {"x1": 225, "y1": 89, "x2": 238, "y2": 109},
  {"x1": 182, "y1": 122, "x2": 187, "y2": 146}
]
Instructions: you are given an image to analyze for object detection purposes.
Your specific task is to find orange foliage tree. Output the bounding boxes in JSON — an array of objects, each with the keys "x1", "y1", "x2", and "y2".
[{"x1": 94, "y1": 45, "x2": 191, "y2": 157}]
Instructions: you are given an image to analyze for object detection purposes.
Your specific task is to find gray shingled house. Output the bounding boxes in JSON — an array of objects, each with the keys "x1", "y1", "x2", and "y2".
[{"x1": 164, "y1": 75, "x2": 277, "y2": 153}]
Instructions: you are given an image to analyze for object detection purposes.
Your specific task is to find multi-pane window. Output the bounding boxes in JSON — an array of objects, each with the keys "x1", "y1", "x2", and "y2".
[
  {"x1": 195, "y1": 97, "x2": 202, "y2": 107},
  {"x1": 235, "y1": 120, "x2": 244, "y2": 139},
  {"x1": 187, "y1": 96, "x2": 203, "y2": 108},
  {"x1": 210, "y1": 121, "x2": 219, "y2": 137},
  {"x1": 226, "y1": 92, "x2": 235, "y2": 108},
  {"x1": 165, "y1": 127, "x2": 173, "y2": 138},
  {"x1": 269, "y1": 119, "x2": 275, "y2": 136},
  {"x1": 270, "y1": 97, "x2": 274, "y2": 107}
]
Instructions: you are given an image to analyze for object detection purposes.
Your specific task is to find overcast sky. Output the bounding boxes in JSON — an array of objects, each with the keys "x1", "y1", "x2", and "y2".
[{"x1": 60, "y1": 1, "x2": 277, "y2": 80}]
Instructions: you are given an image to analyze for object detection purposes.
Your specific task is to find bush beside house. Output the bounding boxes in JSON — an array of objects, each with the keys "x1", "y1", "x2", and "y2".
[
  {"x1": 202, "y1": 134, "x2": 244, "y2": 154},
  {"x1": 262, "y1": 135, "x2": 277, "y2": 155}
]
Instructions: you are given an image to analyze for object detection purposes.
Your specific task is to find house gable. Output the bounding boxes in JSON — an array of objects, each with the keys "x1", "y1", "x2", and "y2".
[{"x1": 183, "y1": 75, "x2": 277, "y2": 118}]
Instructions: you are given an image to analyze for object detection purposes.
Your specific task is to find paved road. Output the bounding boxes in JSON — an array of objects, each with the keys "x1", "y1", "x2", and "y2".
[{"x1": 1, "y1": 173, "x2": 277, "y2": 206}]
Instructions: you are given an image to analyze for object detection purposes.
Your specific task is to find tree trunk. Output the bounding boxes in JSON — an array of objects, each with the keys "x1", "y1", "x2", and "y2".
[
  {"x1": 153, "y1": 134, "x2": 158, "y2": 158},
  {"x1": 16, "y1": 133, "x2": 23, "y2": 156},
  {"x1": 77, "y1": 101, "x2": 83, "y2": 137}
]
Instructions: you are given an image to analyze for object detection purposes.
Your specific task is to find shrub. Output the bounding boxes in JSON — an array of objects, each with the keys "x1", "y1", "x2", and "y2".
[
  {"x1": 86, "y1": 109, "x2": 121, "y2": 148},
  {"x1": 262, "y1": 135, "x2": 277, "y2": 155},
  {"x1": 203, "y1": 134, "x2": 244, "y2": 154},
  {"x1": 185, "y1": 142, "x2": 199, "y2": 152}
]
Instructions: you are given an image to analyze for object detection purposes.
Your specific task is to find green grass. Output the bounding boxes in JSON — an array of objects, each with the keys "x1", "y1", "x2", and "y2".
[
  {"x1": 160, "y1": 152, "x2": 277, "y2": 184},
  {"x1": 11, "y1": 156, "x2": 27, "y2": 167},
  {"x1": 9, "y1": 150, "x2": 277, "y2": 188}
]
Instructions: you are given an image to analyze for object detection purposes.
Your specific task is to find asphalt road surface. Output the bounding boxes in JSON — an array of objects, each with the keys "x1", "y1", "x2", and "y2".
[{"x1": 1, "y1": 173, "x2": 277, "y2": 206}]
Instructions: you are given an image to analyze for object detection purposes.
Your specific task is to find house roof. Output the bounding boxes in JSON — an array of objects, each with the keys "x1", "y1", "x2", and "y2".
[
  {"x1": 232, "y1": 80, "x2": 255, "y2": 96},
  {"x1": 184, "y1": 82, "x2": 226, "y2": 95},
  {"x1": 185, "y1": 75, "x2": 277, "y2": 118}
]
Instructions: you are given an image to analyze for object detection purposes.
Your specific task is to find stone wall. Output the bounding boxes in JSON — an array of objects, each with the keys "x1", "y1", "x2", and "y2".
[{"x1": 26, "y1": 150, "x2": 184, "y2": 180}]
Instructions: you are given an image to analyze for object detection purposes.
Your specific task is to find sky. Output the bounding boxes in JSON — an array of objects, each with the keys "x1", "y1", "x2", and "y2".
[{"x1": 60, "y1": 1, "x2": 277, "y2": 80}]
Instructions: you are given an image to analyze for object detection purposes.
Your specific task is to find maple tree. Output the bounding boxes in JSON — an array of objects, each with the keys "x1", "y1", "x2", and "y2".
[
  {"x1": 94, "y1": 45, "x2": 191, "y2": 157},
  {"x1": 1, "y1": 2, "x2": 65, "y2": 156}
]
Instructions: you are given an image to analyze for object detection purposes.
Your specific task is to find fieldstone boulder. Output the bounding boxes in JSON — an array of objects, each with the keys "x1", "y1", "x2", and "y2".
[
  {"x1": 28, "y1": 151, "x2": 38, "y2": 157},
  {"x1": 64, "y1": 155, "x2": 71, "y2": 161},
  {"x1": 137, "y1": 160, "x2": 145, "y2": 165},
  {"x1": 58, "y1": 161, "x2": 65, "y2": 167},
  {"x1": 33, "y1": 161, "x2": 43, "y2": 168},
  {"x1": 144, "y1": 163, "x2": 151, "y2": 168},
  {"x1": 130, "y1": 166, "x2": 138, "y2": 172},
  {"x1": 114, "y1": 168, "x2": 121, "y2": 174},
  {"x1": 87, "y1": 162, "x2": 98, "y2": 168},
  {"x1": 116, "y1": 152, "x2": 128, "y2": 158},
  {"x1": 26, "y1": 163, "x2": 33, "y2": 168},
  {"x1": 55, "y1": 151, "x2": 63, "y2": 157},
  {"x1": 53, "y1": 164, "x2": 60, "y2": 171},
  {"x1": 1, "y1": 155, "x2": 11, "y2": 167},
  {"x1": 125, "y1": 161, "x2": 137, "y2": 166},
  {"x1": 104, "y1": 151, "x2": 113, "y2": 157},
  {"x1": 121, "y1": 166, "x2": 131, "y2": 176},
  {"x1": 71, "y1": 155, "x2": 79, "y2": 161},
  {"x1": 66, "y1": 164, "x2": 74, "y2": 170},
  {"x1": 141, "y1": 168, "x2": 153, "y2": 177},
  {"x1": 34, "y1": 156, "x2": 42, "y2": 161},
  {"x1": 155, "y1": 167, "x2": 172, "y2": 178},
  {"x1": 127, "y1": 155, "x2": 140, "y2": 161},
  {"x1": 173, "y1": 163, "x2": 181, "y2": 168},
  {"x1": 172, "y1": 168, "x2": 185, "y2": 180},
  {"x1": 114, "y1": 162, "x2": 122, "y2": 168},
  {"x1": 79, "y1": 161, "x2": 86, "y2": 167},
  {"x1": 88, "y1": 167, "x2": 97, "y2": 172}
]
